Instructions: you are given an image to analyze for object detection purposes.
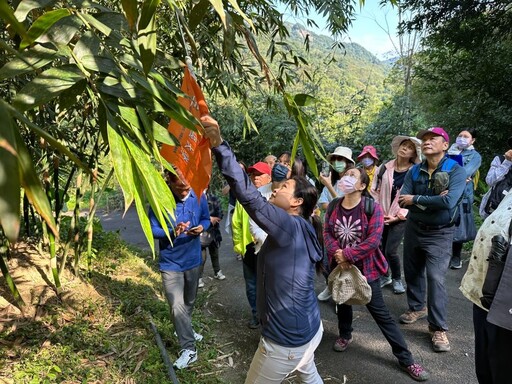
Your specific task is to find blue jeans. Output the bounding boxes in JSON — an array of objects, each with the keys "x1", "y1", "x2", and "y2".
[
  {"x1": 337, "y1": 279, "x2": 413, "y2": 366},
  {"x1": 403, "y1": 220, "x2": 454, "y2": 331},
  {"x1": 161, "y1": 266, "x2": 201, "y2": 350}
]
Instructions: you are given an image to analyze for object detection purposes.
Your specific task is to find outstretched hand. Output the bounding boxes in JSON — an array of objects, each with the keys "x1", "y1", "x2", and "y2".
[{"x1": 201, "y1": 115, "x2": 222, "y2": 148}]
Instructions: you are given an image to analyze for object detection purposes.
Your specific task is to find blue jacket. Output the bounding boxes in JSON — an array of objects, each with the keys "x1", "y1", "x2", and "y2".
[
  {"x1": 448, "y1": 146, "x2": 482, "y2": 204},
  {"x1": 213, "y1": 141, "x2": 322, "y2": 347},
  {"x1": 149, "y1": 190, "x2": 210, "y2": 272},
  {"x1": 401, "y1": 156, "x2": 466, "y2": 226}
]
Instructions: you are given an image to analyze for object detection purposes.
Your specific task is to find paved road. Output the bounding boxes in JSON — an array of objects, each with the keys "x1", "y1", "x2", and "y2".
[{"x1": 100, "y1": 207, "x2": 478, "y2": 384}]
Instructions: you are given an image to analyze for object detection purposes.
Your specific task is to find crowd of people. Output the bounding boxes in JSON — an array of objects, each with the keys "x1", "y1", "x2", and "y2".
[{"x1": 149, "y1": 117, "x2": 512, "y2": 383}]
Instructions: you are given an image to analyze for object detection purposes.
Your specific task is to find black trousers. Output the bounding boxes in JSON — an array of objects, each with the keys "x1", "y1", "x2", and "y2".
[{"x1": 473, "y1": 304, "x2": 512, "y2": 384}]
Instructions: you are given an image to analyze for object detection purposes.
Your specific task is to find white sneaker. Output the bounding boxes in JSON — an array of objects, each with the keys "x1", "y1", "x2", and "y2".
[
  {"x1": 214, "y1": 270, "x2": 226, "y2": 280},
  {"x1": 173, "y1": 349, "x2": 197, "y2": 369},
  {"x1": 198, "y1": 278, "x2": 204, "y2": 288},
  {"x1": 317, "y1": 286, "x2": 332, "y2": 302},
  {"x1": 173, "y1": 330, "x2": 203, "y2": 342},
  {"x1": 193, "y1": 331, "x2": 203, "y2": 342}
]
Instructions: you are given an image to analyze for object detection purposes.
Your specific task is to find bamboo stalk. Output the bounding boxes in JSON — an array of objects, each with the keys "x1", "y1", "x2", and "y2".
[
  {"x1": 48, "y1": 231, "x2": 61, "y2": 292},
  {"x1": 60, "y1": 169, "x2": 80, "y2": 277},
  {"x1": 0, "y1": 240, "x2": 25, "y2": 309}
]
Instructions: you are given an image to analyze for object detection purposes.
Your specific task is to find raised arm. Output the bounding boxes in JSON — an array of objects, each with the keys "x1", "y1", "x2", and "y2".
[{"x1": 202, "y1": 116, "x2": 294, "y2": 244}]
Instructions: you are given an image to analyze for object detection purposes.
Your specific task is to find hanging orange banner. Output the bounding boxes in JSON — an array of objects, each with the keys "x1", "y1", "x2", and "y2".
[{"x1": 160, "y1": 65, "x2": 211, "y2": 199}]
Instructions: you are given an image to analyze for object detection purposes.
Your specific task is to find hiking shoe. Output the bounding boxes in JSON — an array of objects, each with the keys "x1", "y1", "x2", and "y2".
[
  {"x1": 392, "y1": 279, "x2": 406, "y2": 294},
  {"x1": 399, "y1": 308, "x2": 427, "y2": 324},
  {"x1": 431, "y1": 330, "x2": 450, "y2": 352},
  {"x1": 193, "y1": 331, "x2": 203, "y2": 342},
  {"x1": 248, "y1": 316, "x2": 260, "y2": 329},
  {"x1": 449, "y1": 257, "x2": 462, "y2": 269},
  {"x1": 333, "y1": 337, "x2": 353, "y2": 352},
  {"x1": 317, "y1": 286, "x2": 332, "y2": 302},
  {"x1": 198, "y1": 278, "x2": 204, "y2": 288},
  {"x1": 380, "y1": 274, "x2": 392, "y2": 288},
  {"x1": 174, "y1": 349, "x2": 197, "y2": 369},
  {"x1": 173, "y1": 330, "x2": 203, "y2": 342},
  {"x1": 401, "y1": 363, "x2": 429, "y2": 381},
  {"x1": 214, "y1": 270, "x2": 226, "y2": 280}
]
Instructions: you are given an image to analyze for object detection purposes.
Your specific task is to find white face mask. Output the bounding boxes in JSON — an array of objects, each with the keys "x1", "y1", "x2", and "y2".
[
  {"x1": 456, "y1": 137, "x2": 470, "y2": 149},
  {"x1": 338, "y1": 175, "x2": 358, "y2": 194},
  {"x1": 361, "y1": 157, "x2": 374, "y2": 167},
  {"x1": 332, "y1": 160, "x2": 347, "y2": 173}
]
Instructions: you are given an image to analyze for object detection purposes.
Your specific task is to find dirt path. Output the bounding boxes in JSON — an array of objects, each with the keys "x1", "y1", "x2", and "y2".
[{"x1": 100, "y1": 207, "x2": 478, "y2": 384}]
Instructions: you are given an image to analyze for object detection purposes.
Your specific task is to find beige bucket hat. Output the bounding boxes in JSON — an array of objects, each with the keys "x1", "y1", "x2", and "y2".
[
  {"x1": 326, "y1": 146, "x2": 355, "y2": 165},
  {"x1": 391, "y1": 136, "x2": 422, "y2": 164}
]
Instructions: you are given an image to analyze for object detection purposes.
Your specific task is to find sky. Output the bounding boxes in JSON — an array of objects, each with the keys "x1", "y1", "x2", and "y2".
[{"x1": 277, "y1": 1, "x2": 400, "y2": 59}]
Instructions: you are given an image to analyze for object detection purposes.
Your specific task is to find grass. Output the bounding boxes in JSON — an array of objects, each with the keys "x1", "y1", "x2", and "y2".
[{"x1": 0, "y1": 229, "x2": 226, "y2": 384}]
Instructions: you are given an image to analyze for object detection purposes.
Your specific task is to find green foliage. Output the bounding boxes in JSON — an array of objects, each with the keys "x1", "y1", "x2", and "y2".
[
  {"x1": 402, "y1": 0, "x2": 512, "y2": 170},
  {"x1": 1, "y1": 230, "x2": 223, "y2": 383}
]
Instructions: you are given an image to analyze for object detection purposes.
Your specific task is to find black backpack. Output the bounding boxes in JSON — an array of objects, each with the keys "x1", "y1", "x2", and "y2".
[
  {"x1": 485, "y1": 155, "x2": 512, "y2": 214},
  {"x1": 326, "y1": 195, "x2": 375, "y2": 221}
]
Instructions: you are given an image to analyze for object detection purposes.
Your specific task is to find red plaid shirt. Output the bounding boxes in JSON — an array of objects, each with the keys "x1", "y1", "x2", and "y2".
[{"x1": 323, "y1": 197, "x2": 388, "y2": 283}]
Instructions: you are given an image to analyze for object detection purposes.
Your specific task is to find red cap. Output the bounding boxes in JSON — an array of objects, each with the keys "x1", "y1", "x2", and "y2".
[
  {"x1": 357, "y1": 145, "x2": 378, "y2": 160},
  {"x1": 248, "y1": 161, "x2": 271, "y2": 175},
  {"x1": 417, "y1": 127, "x2": 450, "y2": 142}
]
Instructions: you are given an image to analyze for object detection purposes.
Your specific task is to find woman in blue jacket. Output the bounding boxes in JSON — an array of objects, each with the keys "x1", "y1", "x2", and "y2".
[
  {"x1": 448, "y1": 128, "x2": 482, "y2": 269},
  {"x1": 203, "y1": 115, "x2": 324, "y2": 384}
]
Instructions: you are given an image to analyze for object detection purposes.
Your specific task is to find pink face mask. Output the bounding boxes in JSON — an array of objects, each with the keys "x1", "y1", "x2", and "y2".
[{"x1": 338, "y1": 175, "x2": 358, "y2": 194}]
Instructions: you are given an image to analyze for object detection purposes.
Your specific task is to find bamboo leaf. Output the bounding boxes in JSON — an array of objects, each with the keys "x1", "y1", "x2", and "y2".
[
  {"x1": 0, "y1": 0, "x2": 28, "y2": 39},
  {"x1": 138, "y1": 14, "x2": 157, "y2": 74},
  {"x1": 208, "y1": 0, "x2": 226, "y2": 29},
  {"x1": 223, "y1": 12, "x2": 236, "y2": 58},
  {"x1": 107, "y1": 121, "x2": 135, "y2": 213},
  {"x1": 14, "y1": 123, "x2": 58, "y2": 239},
  {"x1": 126, "y1": 140, "x2": 173, "y2": 210},
  {"x1": 80, "y1": 55, "x2": 121, "y2": 75},
  {"x1": 125, "y1": 139, "x2": 175, "y2": 246},
  {"x1": 0, "y1": 102, "x2": 21, "y2": 243},
  {"x1": 20, "y1": 8, "x2": 72, "y2": 50},
  {"x1": 121, "y1": 0, "x2": 138, "y2": 31},
  {"x1": 6, "y1": 102, "x2": 91, "y2": 173},
  {"x1": 226, "y1": 0, "x2": 254, "y2": 31},
  {"x1": 13, "y1": 64, "x2": 86, "y2": 111},
  {"x1": 294, "y1": 93, "x2": 316, "y2": 107},
  {"x1": 14, "y1": 0, "x2": 54, "y2": 22},
  {"x1": 97, "y1": 75, "x2": 139, "y2": 100},
  {"x1": 0, "y1": 45, "x2": 58, "y2": 79},
  {"x1": 131, "y1": 170, "x2": 155, "y2": 257},
  {"x1": 188, "y1": 0, "x2": 209, "y2": 32},
  {"x1": 152, "y1": 120, "x2": 175, "y2": 145},
  {"x1": 58, "y1": 79, "x2": 87, "y2": 110},
  {"x1": 73, "y1": 31, "x2": 102, "y2": 60},
  {"x1": 138, "y1": 0, "x2": 160, "y2": 30},
  {"x1": 129, "y1": 71, "x2": 198, "y2": 131},
  {"x1": 80, "y1": 12, "x2": 112, "y2": 37}
]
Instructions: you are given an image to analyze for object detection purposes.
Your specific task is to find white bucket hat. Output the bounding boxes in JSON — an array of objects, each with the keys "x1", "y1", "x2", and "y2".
[
  {"x1": 391, "y1": 136, "x2": 422, "y2": 164},
  {"x1": 326, "y1": 146, "x2": 355, "y2": 165}
]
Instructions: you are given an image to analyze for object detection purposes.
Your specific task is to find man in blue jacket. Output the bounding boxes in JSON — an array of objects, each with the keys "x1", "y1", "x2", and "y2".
[
  {"x1": 149, "y1": 169, "x2": 210, "y2": 369},
  {"x1": 398, "y1": 127, "x2": 466, "y2": 353}
]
